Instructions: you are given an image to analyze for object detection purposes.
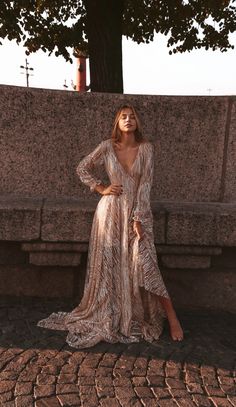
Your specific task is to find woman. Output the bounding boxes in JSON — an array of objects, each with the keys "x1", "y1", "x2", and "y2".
[{"x1": 37, "y1": 105, "x2": 183, "y2": 348}]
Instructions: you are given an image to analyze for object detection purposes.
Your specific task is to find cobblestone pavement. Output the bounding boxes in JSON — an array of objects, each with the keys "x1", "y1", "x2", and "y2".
[{"x1": 0, "y1": 296, "x2": 235, "y2": 407}]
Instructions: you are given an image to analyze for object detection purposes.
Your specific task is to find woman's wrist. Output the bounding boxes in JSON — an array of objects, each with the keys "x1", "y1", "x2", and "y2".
[{"x1": 95, "y1": 183, "x2": 106, "y2": 195}]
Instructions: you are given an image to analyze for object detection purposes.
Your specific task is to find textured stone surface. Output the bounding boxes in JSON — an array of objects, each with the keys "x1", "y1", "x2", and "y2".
[
  {"x1": 21, "y1": 242, "x2": 89, "y2": 252},
  {"x1": 29, "y1": 252, "x2": 82, "y2": 266},
  {"x1": 0, "y1": 85, "x2": 234, "y2": 203},
  {"x1": 164, "y1": 268, "x2": 236, "y2": 312},
  {"x1": 224, "y1": 99, "x2": 236, "y2": 202},
  {"x1": 0, "y1": 295, "x2": 235, "y2": 406},
  {"x1": 161, "y1": 254, "x2": 211, "y2": 269},
  {"x1": 41, "y1": 198, "x2": 96, "y2": 241},
  {"x1": 0, "y1": 195, "x2": 42, "y2": 240},
  {"x1": 0, "y1": 265, "x2": 74, "y2": 297}
]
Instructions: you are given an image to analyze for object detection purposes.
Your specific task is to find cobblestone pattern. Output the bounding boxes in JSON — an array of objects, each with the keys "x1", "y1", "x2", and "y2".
[{"x1": 0, "y1": 296, "x2": 235, "y2": 407}]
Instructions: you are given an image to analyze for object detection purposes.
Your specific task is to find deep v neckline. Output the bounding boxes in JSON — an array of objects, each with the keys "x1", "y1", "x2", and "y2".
[{"x1": 110, "y1": 139, "x2": 142, "y2": 176}]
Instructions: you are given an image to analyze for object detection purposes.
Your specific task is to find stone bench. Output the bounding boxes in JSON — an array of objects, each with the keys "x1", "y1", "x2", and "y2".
[{"x1": 0, "y1": 194, "x2": 236, "y2": 311}]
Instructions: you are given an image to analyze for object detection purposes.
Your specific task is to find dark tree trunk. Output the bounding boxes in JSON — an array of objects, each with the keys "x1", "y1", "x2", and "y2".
[{"x1": 84, "y1": 0, "x2": 124, "y2": 93}]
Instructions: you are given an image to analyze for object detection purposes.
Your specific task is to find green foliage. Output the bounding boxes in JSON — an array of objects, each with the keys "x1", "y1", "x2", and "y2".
[{"x1": 0, "y1": 0, "x2": 236, "y2": 62}]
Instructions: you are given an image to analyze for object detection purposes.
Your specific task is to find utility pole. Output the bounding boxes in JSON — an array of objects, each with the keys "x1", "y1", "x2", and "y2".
[
  {"x1": 63, "y1": 79, "x2": 69, "y2": 89},
  {"x1": 20, "y1": 58, "x2": 34, "y2": 87}
]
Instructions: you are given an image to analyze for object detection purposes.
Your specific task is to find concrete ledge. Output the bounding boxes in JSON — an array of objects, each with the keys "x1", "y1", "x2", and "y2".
[
  {"x1": 41, "y1": 197, "x2": 96, "y2": 241},
  {"x1": 161, "y1": 254, "x2": 211, "y2": 269},
  {"x1": 29, "y1": 252, "x2": 82, "y2": 266},
  {"x1": 0, "y1": 195, "x2": 235, "y2": 310},
  {"x1": 0, "y1": 196, "x2": 236, "y2": 248},
  {"x1": 0, "y1": 195, "x2": 42, "y2": 240}
]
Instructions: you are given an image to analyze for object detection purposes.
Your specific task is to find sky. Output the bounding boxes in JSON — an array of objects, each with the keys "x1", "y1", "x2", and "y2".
[{"x1": 0, "y1": 32, "x2": 236, "y2": 96}]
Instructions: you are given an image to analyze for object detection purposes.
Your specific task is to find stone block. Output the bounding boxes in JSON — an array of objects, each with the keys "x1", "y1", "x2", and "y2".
[
  {"x1": 0, "y1": 242, "x2": 27, "y2": 264},
  {"x1": 164, "y1": 268, "x2": 236, "y2": 312},
  {"x1": 156, "y1": 244, "x2": 222, "y2": 256},
  {"x1": 151, "y1": 204, "x2": 166, "y2": 243},
  {"x1": 0, "y1": 265, "x2": 74, "y2": 297},
  {"x1": 167, "y1": 211, "x2": 216, "y2": 245},
  {"x1": 0, "y1": 195, "x2": 42, "y2": 240},
  {"x1": 216, "y1": 211, "x2": 236, "y2": 246},
  {"x1": 29, "y1": 252, "x2": 82, "y2": 266},
  {"x1": 161, "y1": 254, "x2": 211, "y2": 269},
  {"x1": 21, "y1": 242, "x2": 88, "y2": 252},
  {"x1": 41, "y1": 198, "x2": 95, "y2": 241},
  {"x1": 224, "y1": 99, "x2": 236, "y2": 202}
]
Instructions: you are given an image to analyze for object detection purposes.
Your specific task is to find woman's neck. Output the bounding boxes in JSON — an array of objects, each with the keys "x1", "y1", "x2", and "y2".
[{"x1": 119, "y1": 132, "x2": 136, "y2": 147}]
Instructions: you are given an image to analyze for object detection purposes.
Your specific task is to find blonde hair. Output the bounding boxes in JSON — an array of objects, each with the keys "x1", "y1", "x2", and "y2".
[{"x1": 111, "y1": 104, "x2": 145, "y2": 144}]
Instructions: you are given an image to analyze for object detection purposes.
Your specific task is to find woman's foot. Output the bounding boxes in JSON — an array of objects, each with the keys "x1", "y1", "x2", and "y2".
[
  {"x1": 156, "y1": 296, "x2": 184, "y2": 341},
  {"x1": 169, "y1": 316, "x2": 184, "y2": 341}
]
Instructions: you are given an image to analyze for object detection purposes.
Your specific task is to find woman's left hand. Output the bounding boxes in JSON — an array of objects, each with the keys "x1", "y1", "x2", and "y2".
[{"x1": 133, "y1": 220, "x2": 144, "y2": 240}]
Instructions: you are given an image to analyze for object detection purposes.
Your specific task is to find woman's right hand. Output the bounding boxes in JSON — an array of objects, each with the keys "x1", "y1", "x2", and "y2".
[{"x1": 101, "y1": 183, "x2": 123, "y2": 196}]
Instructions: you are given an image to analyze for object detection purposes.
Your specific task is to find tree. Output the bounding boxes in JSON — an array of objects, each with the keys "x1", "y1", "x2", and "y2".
[{"x1": 0, "y1": 0, "x2": 236, "y2": 93}]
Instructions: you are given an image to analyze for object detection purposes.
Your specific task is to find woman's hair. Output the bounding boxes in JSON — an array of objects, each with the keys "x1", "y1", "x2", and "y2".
[{"x1": 111, "y1": 104, "x2": 145, "y2": 143}]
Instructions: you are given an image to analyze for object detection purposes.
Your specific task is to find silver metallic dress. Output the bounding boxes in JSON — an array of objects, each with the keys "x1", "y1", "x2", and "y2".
[{"x1": 37, "y1": 138, "x2": 170, "y2": 348}]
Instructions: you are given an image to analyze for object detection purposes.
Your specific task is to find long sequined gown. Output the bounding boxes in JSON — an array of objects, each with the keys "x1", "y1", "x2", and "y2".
[{"x1": 37, "y1": 138, "x2": 170, "y2": 348}]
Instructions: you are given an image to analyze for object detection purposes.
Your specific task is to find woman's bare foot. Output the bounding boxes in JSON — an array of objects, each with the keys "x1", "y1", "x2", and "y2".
[
  {"x1": 157, "y1": 296, "x2": 184, "y2": 341},
  {"x1": 169, "y1": 316, "x2": 184, "y2": 341}
]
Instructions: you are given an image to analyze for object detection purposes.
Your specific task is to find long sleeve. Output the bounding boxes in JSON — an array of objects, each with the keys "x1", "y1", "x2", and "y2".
[
  {"x1": 76, "y1": 140, "x2": 105, "y2": 192},
  {"x1": 132, "y1": 142, "x2": 154, "y2": 223}
]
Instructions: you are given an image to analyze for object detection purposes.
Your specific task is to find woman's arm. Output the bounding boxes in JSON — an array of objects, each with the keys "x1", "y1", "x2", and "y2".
[
  {"x1": 76, "y1": 141, "x2": 123, "y2": 196},
  {"x1": 76, "y1": 140, "x2": 106, "y2": 192}
]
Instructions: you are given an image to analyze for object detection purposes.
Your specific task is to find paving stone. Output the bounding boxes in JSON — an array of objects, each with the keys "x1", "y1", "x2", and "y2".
[
  {"x1": 60, "y1": 363, "x2": 78, "y2": 374},
  {"x1": 0, "y1": 380, "x2": 15, "y2": 393},
  {"x1": 57, "y1": 393, "x2": 81, "y2": 406},
  {"x1": 205, "y1": 386, "x2": 226, "y2": 397},
  {"x1": 78, "y1": 366, "x2": 96, "y2": 376},
  {"x1": 3, "y1": 402, "x2": 15, "y2": 407},
  {"x1": 158, "y1": 399, "x2": 178, "y2": 406},
  {"x1": 210, "y1": 397, "x2": 234, "y2": 406},
  {"x1": 0, "y1": 391, "x2": 13, "y2": 403},
  {"x1": 56, "y1": 383, "x2": 79, "y2": 394},
  {"x1": 174, "y1": 397, "x2": 197, "y2": 406},
  {"x1": 95, "y1": 367, "x2": 113, "y2": 377},
  {"x1": 134, "y1": 386, "x2": 156, "y2": 399},
  {"x1": 99, "y1": 398, "x2": 120, "y2": 407},
  {"x1": 192, "y1": 394, "x2": 212, "y2": 406},
  {"x1": 227, "y1": 396, "x2": 236, "y2": 405},
  {"x1": 57, "y1": 373, "x2": 77, "y2": 383},
  {"x1": 132, "y1": 376, "x2": 147, "y2": 386},
  {"x1": 166, "y1": 378, "x2": 186, "y2": 389},
  {"x1": 78, "y1": 376, "x2": 95, "y2": 385},
  {"x1": 186, "y1": 382, "x2": 205, "y2": 394},
  {"x1": 113, "y1": 368, "x2": 132, "y2": 378},
  {"x1": 41, "y1": 365, "x2": 61, "y2": 375},
  {"x1": 0, "y1": 371, "x2": 18, "y2": 380},
  {"x1": 35, "y1": 397, "x2": 61, "y2": 407},
  {"x1": 15, "y1": 395, "x2": 34, "y2": 407},
  {"x1": 14, "y1": 381, "x2": 33, "y2": 396},
  {"x1": 151, "y1": 387, "x2": 171, "y2": 399},
  {"x1": 113, "y1": 377, "x2": 133, "y2": 386},
  {"x1": 169, "y1": 389, "x2": 192, "y2": 398},
  {"x1": 115, "y1": 386, "x2": 136, "y2": 399},
  {"x1": 146, "y1": 375, "x2": 165, "y2": 387},
  {"x1": 34, "y1": 384, "x2": 55, "y2": 398},
  {"x1": 36, "y1": 373, "x2": 56, "y2": 385}
]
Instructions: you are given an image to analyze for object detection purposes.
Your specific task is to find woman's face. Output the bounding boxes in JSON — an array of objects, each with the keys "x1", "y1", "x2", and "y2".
[{"x1": 118, "y1": 108, "x2": 137, "y2": 134}]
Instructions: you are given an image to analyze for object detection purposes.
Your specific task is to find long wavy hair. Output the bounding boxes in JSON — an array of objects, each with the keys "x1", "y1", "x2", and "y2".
[{"x1": 111, "y1": 104, "x2": 145, "y2": 144}]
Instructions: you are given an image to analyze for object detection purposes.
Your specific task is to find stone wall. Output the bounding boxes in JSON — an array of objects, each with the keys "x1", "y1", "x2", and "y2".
[
  {"x1": 0, "y1": 84, "x2": 235, "y2": 202},
  {"x1": 0, "y1": 85, "x2": 236, "y2": 311}
]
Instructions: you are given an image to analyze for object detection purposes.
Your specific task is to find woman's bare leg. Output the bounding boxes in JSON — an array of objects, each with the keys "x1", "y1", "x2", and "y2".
[{"x1": 157, "y1": 296, "x2": 184, "y2": 341}]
